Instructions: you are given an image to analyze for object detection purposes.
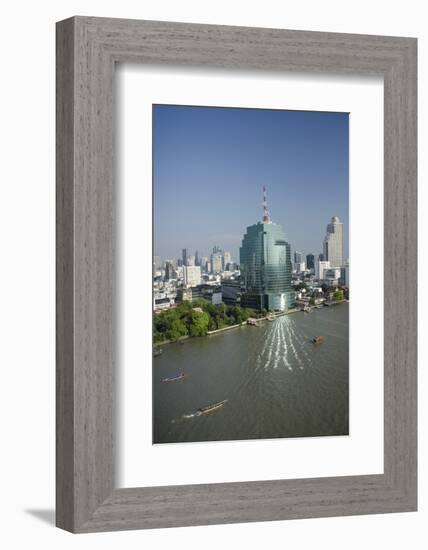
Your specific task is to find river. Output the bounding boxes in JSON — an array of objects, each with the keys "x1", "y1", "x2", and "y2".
[{"x1": 153, "y1": 303, "x2": 349, "y2": 444}]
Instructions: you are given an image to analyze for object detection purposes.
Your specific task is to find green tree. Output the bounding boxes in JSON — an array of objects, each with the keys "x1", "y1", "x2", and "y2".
[
  {"x1": 166, "y1": 318, "x2": 187, "y2": 341},
  {"x1": 333, "y1": 289, "x2": 344, "y2": 301},
  {"x1": 189, "y1": 311, "x2": 210, "y2": 337}
]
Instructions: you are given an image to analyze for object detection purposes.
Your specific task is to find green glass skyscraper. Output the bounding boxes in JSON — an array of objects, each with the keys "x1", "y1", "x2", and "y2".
[{"x1": 240, "y1": 187, "x2": 294, "y2": 312}]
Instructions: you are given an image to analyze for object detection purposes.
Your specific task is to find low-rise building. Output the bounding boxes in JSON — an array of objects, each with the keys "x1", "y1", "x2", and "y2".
[{"x1": 221, "y1": 279, "x2": 241, "y2": 305}]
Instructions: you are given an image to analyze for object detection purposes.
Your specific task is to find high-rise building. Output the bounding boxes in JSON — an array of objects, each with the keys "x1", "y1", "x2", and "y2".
[
  {"x1": 153, "y1": 256, "x2": 162, "y2": 270},
  {"x1": 323, "y1": 216, "x2": 344, "y2": 268},
  {"x1": 187, "y1": 255, "x2": 195, "y2": 266},
  {"x1": 306, "y1": 253, "x2": 315, "y2": 270},
  {"x1": 164, "y1": 261, "x2": 176, "y2": 281},
  {"x1": 183, "y1": 265, "x2": 202, "y2": 288},
  {"x1": 223, "y1": 251, "x2": 231, "y2": 270},
  {"x1": 294, "y1": 251, "x2": 303, "y2": 264},
  {"x1": 182, "y1": 248, "x2": 188, "y2": 266},
  {"x1": 240, "y1": 187, "x2": 294, "y2": 311},
  {"x1": 211, "y1": 252, "x2": 223, "y2": 273},
  {"x1": 195, "y1": 250, "x2": 200, "y2": 266}
]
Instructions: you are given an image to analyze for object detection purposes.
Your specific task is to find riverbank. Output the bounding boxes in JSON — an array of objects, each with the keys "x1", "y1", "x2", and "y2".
[{"x1": 154, "y1": 306, "x2": 313, "y2": 346}]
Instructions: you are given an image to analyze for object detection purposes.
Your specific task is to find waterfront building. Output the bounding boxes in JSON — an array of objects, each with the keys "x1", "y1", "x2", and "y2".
[
  {"x1": 239, "y1": 187, "x2": 294, "y2": 311},
  {"x1": 191, "y1": 284, "x2": 222, "y2": 305},
  {"x1": 323, "y1": 216, "x2": 344, "y2": 268},
  {"x1": 183, "y1": 265, "x2": 202, "y2": 287},
  {"x1": 315, "y1": 260, "x2": 331, "y2": 281},
  {"x1": 306, "y1": 253, "x2": 315, "y2": 270},
  {"x1": 324, "y1": 267, "x2": 341, "y2": 285},
  {"x1": 221, "y1": 278, "x2": 242, "y2": 305}
]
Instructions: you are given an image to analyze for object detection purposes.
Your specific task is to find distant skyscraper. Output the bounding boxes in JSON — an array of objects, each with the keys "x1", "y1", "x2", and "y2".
[
  {"x1": 240, "y1": 187, "x2": 294, "y2": 311},
  {"x1": 195, "y1": 250, "x2": 200, "y2": 266},
  {"x1": 294, "y1": 251, "x2": 303, "y2": 264},
  {"x1": 323, "y1": 216, "x2": 344, "y2": 267},
  {"x1": 223, "y1": 251, "x2": 231, "y2": 270},
  {"x1": 183, "y1": 265, "x2": 202, "y2": 287},
  {"x1": 164, "y1": 261, "x2": 176, "y2": 281},
  {"x1": 187, "y1": 255, "x2": 195, "y2": 266},
  {"x1": 182, "y1": 248, "x2": 188, "y2": 266},
  {"x1": 306, "y1": 253, "x2": 315, "y2": 270},
  {"x1": 211, "y1": 252, "x2": 223, "y2": 273}
]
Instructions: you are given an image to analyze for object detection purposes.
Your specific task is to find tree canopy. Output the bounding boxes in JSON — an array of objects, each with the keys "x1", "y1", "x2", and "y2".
[{"x1": 153, "y1": 299, "x2": 262, "y2": 344}]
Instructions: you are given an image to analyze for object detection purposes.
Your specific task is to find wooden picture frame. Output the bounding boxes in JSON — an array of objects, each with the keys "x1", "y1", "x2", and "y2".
[{"x1": 56, "y1": 16, "x2": 417, "y2": 532}]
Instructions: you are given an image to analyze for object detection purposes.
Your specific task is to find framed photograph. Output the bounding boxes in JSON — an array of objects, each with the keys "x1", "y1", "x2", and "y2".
[{"x1": 56, "y1": 17, "x2": 417, "y2": 532}]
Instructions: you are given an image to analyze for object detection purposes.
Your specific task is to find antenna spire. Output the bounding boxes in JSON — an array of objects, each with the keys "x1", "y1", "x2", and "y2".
[{"x1": 262, "y1": 185, "x2": 271, "y2": 223}]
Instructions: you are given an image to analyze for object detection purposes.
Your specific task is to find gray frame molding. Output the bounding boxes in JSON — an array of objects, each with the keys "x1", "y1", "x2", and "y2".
[{"x1": 56, "y1": 16, "x2": 417, "y2": 533}]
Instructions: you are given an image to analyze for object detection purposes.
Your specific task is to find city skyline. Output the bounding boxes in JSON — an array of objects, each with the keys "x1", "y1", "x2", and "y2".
[{"x1": 153, "y1": 104, "x2": 349, "y2": 261}]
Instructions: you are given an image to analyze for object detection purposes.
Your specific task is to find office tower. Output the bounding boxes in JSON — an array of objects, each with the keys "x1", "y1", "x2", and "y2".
[
  {"x1": 195, "y1": 250, "x2": 200, "y2": 266},
  {"x1": 223, "y1": 251, "x2": 231, "y2": 270},
  {"x1": 211, "y1": 252, "x2": 223, "y2": 273},
  {"x1": 239, "y1": 187, "x2": 294, "y2": 311},
  {"x1": 306, "y1": 253, "x2": 315, "y2": 270},
  {"x1": 294, "y1": 251, "x2": 303, "y2": 264},
  {"x1": 183, "y1": 265, "x2": 202, "y2": 288},
  {"x1": 164, "y1": 261, "x2": 176, "y2": 281},
  {"x1": 182, "y1": 248, "x2": 188, "y2": 266},
  {"x1": 323, "y1": 216, "x2": 344, "y2": 268},
  {"x1": 295, "y1": 261, "x2": 306, "y2": 273},
  {"x1": 187, "y1": 255, "x2": 195, "y2": 266}
]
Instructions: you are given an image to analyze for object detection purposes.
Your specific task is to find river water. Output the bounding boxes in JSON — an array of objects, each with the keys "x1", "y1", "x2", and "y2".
[{"x1": 153, "y1": 303, "x2": 349, "y2": 444}]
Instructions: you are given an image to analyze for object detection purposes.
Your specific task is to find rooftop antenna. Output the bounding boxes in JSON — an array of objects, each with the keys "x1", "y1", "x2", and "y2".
[{"x1": 262, "y1": 185, "x2": 271, "y2": 223}]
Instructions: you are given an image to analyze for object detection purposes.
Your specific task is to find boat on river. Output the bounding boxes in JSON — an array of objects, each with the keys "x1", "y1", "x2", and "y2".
[
  {"x1": 312, "y1": 336, "x2": 324, "y2": 344},
  {"x1": 154, "y1": 348, "x2": 163, "y2": 357},
  {"x1": 196, "y1": 399, "x2": 228, "y2": 415},
  {"x1": 161, "y1": 373, "x2": 187, "y2": 382}
]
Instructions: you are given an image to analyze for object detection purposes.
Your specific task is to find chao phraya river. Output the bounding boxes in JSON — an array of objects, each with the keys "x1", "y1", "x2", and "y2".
[{"x1": 153, "y1": 303, "x2": 349, "y2": 444}]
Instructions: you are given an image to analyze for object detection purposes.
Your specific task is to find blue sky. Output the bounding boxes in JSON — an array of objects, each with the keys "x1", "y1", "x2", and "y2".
[{"x1": 153, "y1": 104, "x2": 348, "y2": 262}]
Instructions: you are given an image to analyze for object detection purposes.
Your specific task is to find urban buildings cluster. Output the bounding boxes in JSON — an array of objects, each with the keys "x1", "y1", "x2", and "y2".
[{"x1": 154, "y1": 190, "x2": 349, "y2": 313}]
